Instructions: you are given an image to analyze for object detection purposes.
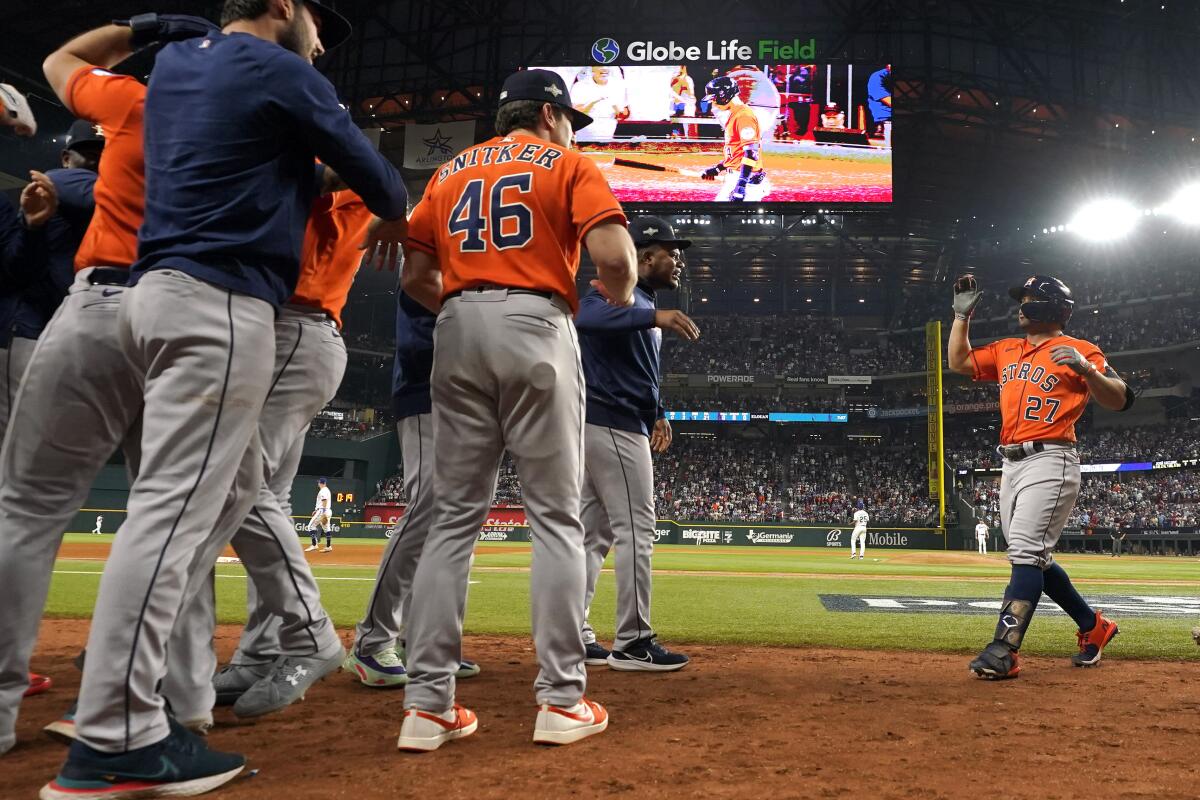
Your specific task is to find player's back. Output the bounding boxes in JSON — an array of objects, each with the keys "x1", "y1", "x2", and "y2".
[{"x1": 409, "y1": 134, "x2": 620, "y2": 312}]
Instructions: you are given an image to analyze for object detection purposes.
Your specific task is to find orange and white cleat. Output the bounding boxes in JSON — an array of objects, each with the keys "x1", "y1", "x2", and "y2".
[
  {"x1": 24, "y1": 672, "x2": 52, "y2": 697},
  {"x1": 397, "y1": 704, "x2": 477, "y2": 752},
  {"x1": 532, "y1": 698, "x2": 609, "y2": 745},
  {"x1": 1071, "y1": 610, "x2": 1119, "y2": 667}
]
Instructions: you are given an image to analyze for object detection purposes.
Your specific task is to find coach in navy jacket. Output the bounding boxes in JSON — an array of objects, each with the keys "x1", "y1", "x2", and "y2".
[{"x1": 573, "y1": 215, "x2": 700, "y2": 671}]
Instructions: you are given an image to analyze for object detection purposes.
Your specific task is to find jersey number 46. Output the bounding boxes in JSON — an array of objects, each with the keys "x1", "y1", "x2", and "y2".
[{"x1": 448, "y1": 173, "x2": 534, "y2": 252}]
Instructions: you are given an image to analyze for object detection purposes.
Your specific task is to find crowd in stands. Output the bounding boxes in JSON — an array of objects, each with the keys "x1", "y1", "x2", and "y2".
[
  {"x1": 308, "y1": 407, "x2": 392, "y2": 440},
  {"x1": 947, "y1": 420, "x2": 1200, "y2": 470}
]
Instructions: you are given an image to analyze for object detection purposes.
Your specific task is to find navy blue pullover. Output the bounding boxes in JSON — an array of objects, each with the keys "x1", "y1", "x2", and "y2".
[{"x1": 392, "y1": 291, "x2": 435, "y2": 420}]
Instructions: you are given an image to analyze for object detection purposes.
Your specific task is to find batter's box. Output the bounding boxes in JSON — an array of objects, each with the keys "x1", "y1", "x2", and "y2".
[{"x1": 819, "y1": 594, "x2": 1200, "y2": 618}]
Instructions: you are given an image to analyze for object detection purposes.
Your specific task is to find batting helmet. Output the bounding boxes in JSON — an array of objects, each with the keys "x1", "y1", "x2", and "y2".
[
  {"x1": 1008, "y1": 275, "x2": 1073, "y2": 327},
  {"x1": 704, "y1": 75, "x2": 739, "y2": 105}
]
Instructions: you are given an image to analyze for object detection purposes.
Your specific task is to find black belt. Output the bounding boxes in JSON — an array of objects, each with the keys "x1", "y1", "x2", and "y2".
[
  {"x1": 445, "y1": 286, "x2": 553, "y2": 301},
  {"x1": 86, "y1": 267, "x2": 130, "y2": 287},
  {"x1": 997, "y1": 441, "x2": 1074, "y2": 462}
]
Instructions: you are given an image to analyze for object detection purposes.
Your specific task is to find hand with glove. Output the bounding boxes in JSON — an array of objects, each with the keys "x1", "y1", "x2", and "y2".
[
  {"x1": 1049, "y1": 345, "x2": 1096, "y2": 376},
  {"x1": 0, "y1": 84, "x2": 37, "y2": 137},
  {"x1": 114, "y1": 13, "x2": 218, "y2": 49},
  {"x1": 952, "y1": 274, "x2": 983, "y2": 320},
  {"x1": 700, "y1": 164, "x2": 725, "y2": 181}
]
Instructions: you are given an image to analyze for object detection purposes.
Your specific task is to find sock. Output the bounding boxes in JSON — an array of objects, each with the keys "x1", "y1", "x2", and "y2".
[
  {"x1": 992, "y1": 564, "x2": 1043, "y2": 650},
  {"x1": 311, "y1": 533, "x2": 317, "y2": 546},
  {"x1": 326, "y1": 535, "x2": 332, "y2": 548},
  {"x1": 1042, "y1": 562, "x2": 1096, "y2": 632}
]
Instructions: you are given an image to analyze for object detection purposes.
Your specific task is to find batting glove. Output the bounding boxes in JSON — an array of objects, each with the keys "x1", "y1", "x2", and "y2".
[
  {"x1": 115, "y1": 13, "x2": 219, "y2": 49},
  {"x1": 700, "y1": 165, "x2": 725, "y2": 181},
  {"x1": 0, "y1": 84, "x2": 36, "y2": 137},
  {"x1": 1050, "y1": 345, "x2": 1096, "y2": 376},
  {"x1": 952, "y1": 274, "x2": 983, "y2": 320}
]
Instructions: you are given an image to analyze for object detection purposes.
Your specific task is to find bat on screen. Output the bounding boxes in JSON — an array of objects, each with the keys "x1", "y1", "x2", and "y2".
[{"x1": 612, "y1": 157, "x2": 704, "y2": 178}]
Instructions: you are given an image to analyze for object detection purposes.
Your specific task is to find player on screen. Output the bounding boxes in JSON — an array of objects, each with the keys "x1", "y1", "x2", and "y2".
[{"x1": 699, "y1": 75, "x2": 771, "y2": 203}]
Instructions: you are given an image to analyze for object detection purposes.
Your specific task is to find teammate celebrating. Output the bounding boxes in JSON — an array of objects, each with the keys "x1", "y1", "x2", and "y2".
[
  {"x1": 306, "y1": 477, "x2": 334, "y2": 552},
  {"x1": 699, "y1": 75, "x2": 771, "y2": 202},
  {"x1": 949, "y1": 274, "x2": 1133, "y2": 680},
  {"x1": 975, "y1": 520, "x2": 989, "y2": 555},
  {"x1": 849, "y1": 501, "x2": 869, "y2": 560}
]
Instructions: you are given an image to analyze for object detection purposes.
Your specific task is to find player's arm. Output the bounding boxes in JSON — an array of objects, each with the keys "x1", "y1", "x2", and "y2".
[
  {"x1": 584, "y1": 223, "x2": 637, "y2": 307},
  {"x1": 948, "y1": 275, "x2": 984, "y2": 375},
  {"x1": 574, "y1": 289, "x2": 655, "y2": 334},
  {"x1": 401, "y1": 249, "x2": 442, "y2": 314},
  {"x1": 1050, "y1": 346, "x2": 1131, "y2": 411}
]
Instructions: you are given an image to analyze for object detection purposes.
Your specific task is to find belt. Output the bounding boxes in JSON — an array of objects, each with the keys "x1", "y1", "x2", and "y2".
[
  {"x1": 445, "y1": 286, "x2": 553, "y2": 301},
  {"x1": 997, "y1": 440, "x2": 1075, "y2": 463},
  {"x1": 86, "y1": 267, "x2": 130, "y2": 287}
]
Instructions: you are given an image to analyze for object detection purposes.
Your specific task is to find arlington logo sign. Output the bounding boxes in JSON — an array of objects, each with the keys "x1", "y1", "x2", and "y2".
[{"x1": 591, "y1": 37, "x2": 620, "y2": 64}]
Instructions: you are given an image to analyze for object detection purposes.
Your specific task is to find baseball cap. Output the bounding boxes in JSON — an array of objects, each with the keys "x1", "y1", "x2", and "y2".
[
  {"x1": 629, "y1": 215, "x2": 692, "y2": 250},
  {"x1": 499, "y1": 69, "x2": 592, "y2": 131},
  {"x1": 304, "y1": 0, "x2": 352, "y2": 51},
  {"x1": 64, "y1": 119, "x2": 105, "y2": 152},
  {"x1": 318, "y1": 477, "x2": 328, "y2": 484}
]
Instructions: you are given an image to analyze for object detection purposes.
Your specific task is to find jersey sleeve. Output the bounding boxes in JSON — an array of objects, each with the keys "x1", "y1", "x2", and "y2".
[
  {"x1": 64, "y1": 66, "x2": 144, "y2": 128},
  {"x1": 569, "y1": 156, "x2": 626, "y2": 241},
  {"x1": 968, "y1": 341, "x2": 1000, "y2": 382},
  {"x1": 405, "y1": 188, "x2": 437, "y2": 256}
]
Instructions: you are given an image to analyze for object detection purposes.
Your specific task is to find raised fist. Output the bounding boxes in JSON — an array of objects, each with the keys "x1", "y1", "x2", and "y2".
[{"x1": 952, "y1": 274, "x2": 983, "y2": 320}]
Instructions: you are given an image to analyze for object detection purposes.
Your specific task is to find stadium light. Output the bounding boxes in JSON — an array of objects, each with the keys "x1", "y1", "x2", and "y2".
[
  {"x1": 1069, "y1": 198, "x2": 1140, "y2": 242},
  {"x1": 1163, "y1": 184, "x2": 1200, "y2": 225}
]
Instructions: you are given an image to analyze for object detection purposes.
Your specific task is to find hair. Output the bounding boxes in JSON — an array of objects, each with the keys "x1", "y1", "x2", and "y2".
[
  {"x1": 221, "y1": 0, "x2": 272, "y2": 26},
  {"x1": 495, "y1": 100, "x2": 564, "y2": 136}
]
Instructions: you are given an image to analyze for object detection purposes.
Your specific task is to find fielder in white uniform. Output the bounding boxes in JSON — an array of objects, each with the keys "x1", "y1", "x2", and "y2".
[
  {"x1": 91, "y1": 515, "x2": 103, "y2": 535},
  {"x1": 306, "y1": 478, "x2": 334, "y2": 552},
  {"x1": 850, "y1": 504, "x2": 869, "y2": 559},
  {"x1": 976, "y1": 521, "x2": 989, "y2": 555}
]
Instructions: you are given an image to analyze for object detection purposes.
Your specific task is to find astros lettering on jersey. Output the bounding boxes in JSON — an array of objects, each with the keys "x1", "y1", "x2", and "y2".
[{"x1": 969, "y1": 334, "x2": 1108, "y2": 444}]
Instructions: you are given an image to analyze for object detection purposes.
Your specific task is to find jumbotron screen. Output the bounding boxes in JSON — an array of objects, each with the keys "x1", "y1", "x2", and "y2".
[{"x1": 538, "y1": 63, "x2": 893, "y2": 204}]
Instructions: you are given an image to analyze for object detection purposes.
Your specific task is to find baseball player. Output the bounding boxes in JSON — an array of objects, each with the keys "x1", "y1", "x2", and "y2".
[
  {"x1": 343, "y1": 291, "x2": 483, "y2": 687},
  {"x1": 949, "y1": 274, "x2": 1134, "y2": 680},
  {"x1": 699, "y1": 75, "x2": 771, "y2": 202},
  {"x1": 575, "y1": 215, "x2": 698, "y2": 671},
  {"x1": 850, "y1": 501, "x2": 869, "y2": 560},
  {"x1": 976, "y1": 520, "x2": 989, "y2": 555},
  {"x1": 306, "y1": 478, "x2": 334, "y2": 551},
  {"x1": 91, "y1": 515, "x2": 103, "y2": 536},
  {"x1": 29, "y1": 4, "x2": 406, "y2": 796},
  {"x1": 398, "y1": 68, "x2": 636, "y2": 751}
]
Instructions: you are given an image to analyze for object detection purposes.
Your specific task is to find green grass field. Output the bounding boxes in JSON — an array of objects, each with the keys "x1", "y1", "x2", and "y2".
[{"x1": 48, "y1": 536, "x2": 1200, "y2": 660}]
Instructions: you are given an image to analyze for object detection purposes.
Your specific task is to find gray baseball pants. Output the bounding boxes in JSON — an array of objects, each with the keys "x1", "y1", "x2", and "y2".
[
  {"x1": 580, "y1": 424, "x2": 657, "y2": 651},
  {"x1": 75, "y1": 269, "x2": 276, "y2": 752},
  {"x1": 403, "y1": 290, "x2": 588, "y2": 711},
  {"x1": 0, "y1": 270, "x2": 142, "y2": 753},
  {"x1": 999, "y1": 445, "x2": 1081, "y2": 568},
  {"x1": 162, "y1": 306, "x2": 347, "y2": 719}
]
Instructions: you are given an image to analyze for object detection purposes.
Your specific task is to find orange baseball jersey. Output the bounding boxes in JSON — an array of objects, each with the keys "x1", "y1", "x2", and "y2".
[
  {"x1": 64, "y1": 65, "x2": 146, "y2": 270},
  {"x1": 722, "y1": 104, "x2": 761, "y2": 169},
  {"x1": 405, "y1": 133, "x2": 626, "y2": 312},
  {"x1": 970, "y1": 335, "x2": 1109, "y2": 445},
  {"x1": 291, "y1": 189, "x2": 372, "y2": 328}
]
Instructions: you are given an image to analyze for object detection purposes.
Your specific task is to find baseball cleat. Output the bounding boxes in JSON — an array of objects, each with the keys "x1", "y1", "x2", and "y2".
[
  {"x1": 212, "y1": 661, "x2": 272, "y2": 706},
  {"x1": 39, "y1": 718, "x2": 243, "y2": 800},
  {"x1": 25, "y1": 672, "x2": 52, "y2": 697},
  {"x1": 533, "y1": 698, "x2": 609, "y2": 746},
  {"x1": 321, "y1": 546, "x2": 333, "y2": 552},
  {"x1": 43, "y1": 703, "x2": 77, "y2": 745},
  {"x1": 304, "y1": 545, "x2": 318, "y2": 552},
  {"x1": 1071, "y1": 610, "x2": 1119, "y2": 667},
  {"x1": 969, "y1": 641, "x2": 1021, "y2": 680},
  {"x1": 584, "y1": 642, "x2": 611, "y2": 666},
  {"x1": 232, "y1": 645, "x2": 345, "y2": 718},
  {"x1": 607, "y1": 637, "x2": 689, "y2": 672},
  {"x1": 397, "y1": 705, "x2": 478, "y2": 752},
  {"x1": 395, "y1": 643, "x2": 481, "y2": 680},
  {"x1": 344, "y1": 648, "x2": 409, "y2": 687}
]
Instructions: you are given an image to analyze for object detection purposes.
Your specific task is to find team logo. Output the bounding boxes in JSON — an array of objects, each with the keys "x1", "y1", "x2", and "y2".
[
  {"x1": 642, "y1": 226, "x2": 659, "y2": 237},
  {"x1": 544, "y1": 84, "x2": 563, "y2": 97},
  {"x1": 422, "y1": 128, "x2": 454, "y2": 157},
  {"x1": 591, "y1": 37, "x2": 620, "y2": 64}
]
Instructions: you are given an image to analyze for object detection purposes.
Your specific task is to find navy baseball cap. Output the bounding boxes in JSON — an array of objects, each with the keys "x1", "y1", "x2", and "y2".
[
  {"x1": 304, "y1": 0, "x2": 352, "y2": 51},
  {"x1": 499, "y1": 69, "x2": 592, "y2": 131},
  {"x1": 318, "y1": 477, "x2": 328, "y2": 484},
  {"x1": 64, "y1": 119, "x2": 105, "y2": 152},
  {"x1": 629, "y1": 215, "x2": 692, "y2": 250}
]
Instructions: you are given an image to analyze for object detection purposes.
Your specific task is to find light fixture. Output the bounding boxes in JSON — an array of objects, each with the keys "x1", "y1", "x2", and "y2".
[
  {"x1": 1163, "y1": 184, "x2": 1200, "y2": 225},
  {"x1": 1069, "y1": 198, "x2": 1139, "y2": 242}
]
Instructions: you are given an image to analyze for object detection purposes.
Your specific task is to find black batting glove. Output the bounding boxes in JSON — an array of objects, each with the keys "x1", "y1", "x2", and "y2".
[
  {"x1": 700, "y1": 164, "x2": 725, "y2": 181},
  {"x1": 115, "y1": 13, "x2": 218, "y2": 50}
]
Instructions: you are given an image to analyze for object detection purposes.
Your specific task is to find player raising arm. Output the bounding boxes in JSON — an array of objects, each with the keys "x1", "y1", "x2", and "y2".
[{"x1": 948, "y1": 274, "x2": 1132, "y2": 680}]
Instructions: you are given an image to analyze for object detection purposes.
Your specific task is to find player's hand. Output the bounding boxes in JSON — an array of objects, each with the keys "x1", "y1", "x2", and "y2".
[
  {"x1": 700, "y1": 165, "x2": 723, "y2": 181},
  {"x1": 650, "y1": 417, "x2": 673, "y2": 453},
  {"x1": 589, "y1": 279, "x2": 634, "y2": 307},
  {"x1": 0, "y1": 84, "x2": 37, "y2": 137},
  {"x1": 20, "y1": 171, "x2": 57, "y2": 228},
  {"x1": 360, "y1": 215, "x2": 408, "y2": 272},
  {"x1": 730, "y1": 179, "x2": 748, "y2": 202},
  {"x1": 654, "y1": 309, "x2": 700, "y2": 341},
  {"x1": 1050, "y1": 345, "x2": 1095, "y2": 376},
  {"x1": 115, "y1": 13, "x2": 218, "y2": 49},
  {"x1": 952, "y1": 274, "x2": 983, "y2": 320}
]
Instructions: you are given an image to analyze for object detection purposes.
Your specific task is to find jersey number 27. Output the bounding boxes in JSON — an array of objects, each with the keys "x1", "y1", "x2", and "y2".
[{"x1": 448, "y1": 173, "x2": 534, "y2": 252}]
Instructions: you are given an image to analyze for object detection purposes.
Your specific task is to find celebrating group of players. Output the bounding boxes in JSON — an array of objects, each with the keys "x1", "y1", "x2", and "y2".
[{"x1": 0, "y1": 1, "x2": 1142, "y2": 798}]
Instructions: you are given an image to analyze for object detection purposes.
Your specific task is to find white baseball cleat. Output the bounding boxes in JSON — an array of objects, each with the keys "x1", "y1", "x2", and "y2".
[
  {"x1": 304, "y1": 545, "x2": 318, "y2": 552},
  {"x1": 533, "y1": 698, "x2": 608, "y2": 745},
  {"x1": 397, "y1": 705, "x2": 478, "y2": 752}
]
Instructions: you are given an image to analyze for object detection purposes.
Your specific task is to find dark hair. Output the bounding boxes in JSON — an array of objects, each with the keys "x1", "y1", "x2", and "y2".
[
  {"x1": 495, "y1": 100, "x2": 564, "y2": 136},
  {"x1": 221, "y1": 0, "x2": 271, "y2": 26}
]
